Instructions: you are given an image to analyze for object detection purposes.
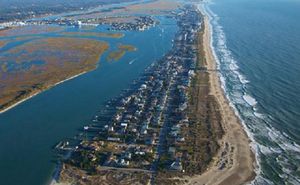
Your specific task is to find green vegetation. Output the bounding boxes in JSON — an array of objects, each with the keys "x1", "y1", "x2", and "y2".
[
  {"x1": 61, "y1": 32, "x2": 125, "y2": 39},
  {"x1": 0, "y1": 37, "x2": 109, "y2": 112},
  {"x1": 179, "y1": 30, "x2": 224, "y2": 175},
  {"x1": 0, "y1": 25, "x2": 63, "y2": 37},
  {"x1": 107, "y1": 44, "x2": 137, "y2": 62}
]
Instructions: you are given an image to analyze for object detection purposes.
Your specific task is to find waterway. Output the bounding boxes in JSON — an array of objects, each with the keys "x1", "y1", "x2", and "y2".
[{"x1": 0, "y1": 16, "x2": 178, "y2": 185}]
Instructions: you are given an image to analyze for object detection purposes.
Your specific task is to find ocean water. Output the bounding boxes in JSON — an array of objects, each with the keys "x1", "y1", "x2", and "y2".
[
  {"x1": 203, "y1": 0, "x2": 300, "y2": 184},
  {"x1": 0, "y1": 17, "x2": 178, "y2": 185}
]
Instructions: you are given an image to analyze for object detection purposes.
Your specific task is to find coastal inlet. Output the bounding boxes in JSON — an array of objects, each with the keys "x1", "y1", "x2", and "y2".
[
  {"x1": 0, "y1": 26, "x2": 139, "y2": 113},
  {"x1": 0, "y1": 1, "x2": 179, "y2": 184}
]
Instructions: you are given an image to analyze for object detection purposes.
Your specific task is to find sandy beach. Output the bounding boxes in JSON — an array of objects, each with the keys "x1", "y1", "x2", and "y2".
[{"x1": 185, "y1": 13, "x2": 256, "y2": 185}]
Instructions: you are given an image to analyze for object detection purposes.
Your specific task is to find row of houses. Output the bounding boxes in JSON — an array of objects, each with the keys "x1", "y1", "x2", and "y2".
[
  {"x1": 109, "y1": 16, "x2": 157, "y2": 31},
  {"x1": 60, "y1": 5, "x2": 202, "y2": 173},
  {"x1": 153, "y1": 6, "x2": 202, "y2": 172},
  {"x1": 24, "y1": 15, "x2": 157, "y2": 31}
]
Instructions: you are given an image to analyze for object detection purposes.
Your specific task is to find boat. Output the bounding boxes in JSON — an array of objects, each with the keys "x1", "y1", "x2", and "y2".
[{"x1": 129, "y1": 58, "x2": 137, "y2": 65}]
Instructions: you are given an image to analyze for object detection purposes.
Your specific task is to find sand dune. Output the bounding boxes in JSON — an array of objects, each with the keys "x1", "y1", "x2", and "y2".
[{"x1": 185, "y1": 14, "x2": 256, "y2": 185}]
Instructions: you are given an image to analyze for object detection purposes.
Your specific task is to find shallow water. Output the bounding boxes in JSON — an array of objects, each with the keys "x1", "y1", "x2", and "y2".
[
  {"x1": 204, "y1": 0, "x2": 300, "y2": 184},
  {"x1": 0, "y1": 16, "x2": 178, "y2": 185}
]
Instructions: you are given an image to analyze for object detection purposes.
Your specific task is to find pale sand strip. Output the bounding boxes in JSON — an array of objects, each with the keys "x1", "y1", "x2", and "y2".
[
  {"x1": 186, "y1": 15, "x2": 256, "y2": 185},
  {"x1": 49, "y1": 181, "x2": 70, "y2": 185}
]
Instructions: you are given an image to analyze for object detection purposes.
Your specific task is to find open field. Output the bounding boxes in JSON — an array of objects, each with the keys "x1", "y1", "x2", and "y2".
[
  {"x1": 61, "y1": 32, "x2": 124, "y2": 39},
  {"x1": 59, "y1": 164, "x2": 151, "y2": 185},
  {"x1": 0, "y1": 25, "x2": 63, "y2": 37},
  {"x1": 0, "y1": 37, "x2": 109, "y2": 112},
  {"x1": 125, "y1": 0, "x2": 181, "y2": 14}
]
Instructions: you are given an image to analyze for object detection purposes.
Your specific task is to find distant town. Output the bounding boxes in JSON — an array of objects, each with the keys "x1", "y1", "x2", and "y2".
[
  {"x1": 0, "y1": 0, "x2": 135, "y2": 24},
  {"x1": 1, "y1": 9, "x2": 157, "y2": 32}
]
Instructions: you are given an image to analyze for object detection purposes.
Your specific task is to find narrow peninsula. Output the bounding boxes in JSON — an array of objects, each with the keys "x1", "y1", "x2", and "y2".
[{"x1": 52, "y1": 4, "x2": 256, "y2": 185}]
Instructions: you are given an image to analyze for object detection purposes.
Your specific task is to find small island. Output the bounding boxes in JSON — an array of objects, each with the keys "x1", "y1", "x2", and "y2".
[{"x1": 107, "y1": 44, "x2": 137, "y2": 62}]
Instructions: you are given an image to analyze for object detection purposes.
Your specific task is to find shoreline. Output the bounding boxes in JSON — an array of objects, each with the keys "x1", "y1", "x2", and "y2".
[
  {"x1": 186, "y1": 8, "x2": 256, "y2": 185},
  {"x1": 0, "y1": 70, "x2": 89, "y2": 115}
]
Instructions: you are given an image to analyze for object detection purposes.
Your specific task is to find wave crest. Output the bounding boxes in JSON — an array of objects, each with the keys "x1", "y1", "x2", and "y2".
[{"x1": 199, "y1": 1, "x2": 300, "y2": 184}]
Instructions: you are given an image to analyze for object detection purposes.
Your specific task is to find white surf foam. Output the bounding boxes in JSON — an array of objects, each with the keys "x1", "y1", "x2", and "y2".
[
  {"x1": 199, "y1": 1, "x2": 300, "y2": 184},
  {"x1": 198, "y1": 2, "x2": 263, "y2": 183},
  {"x1": 243, "y1": 94, "x2": 257, "y2": 107},
  {"x1": 253, "y1": 112, "x2": 264, "y2": 119}
]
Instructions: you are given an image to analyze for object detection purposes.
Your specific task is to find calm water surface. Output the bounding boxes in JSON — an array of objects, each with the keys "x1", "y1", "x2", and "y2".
[{"x1": 0, "y1": 16, "x2": 178, "y2": 185}]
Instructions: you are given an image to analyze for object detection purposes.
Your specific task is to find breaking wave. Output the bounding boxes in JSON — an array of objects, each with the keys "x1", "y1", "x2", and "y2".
[{"x1": 199, "y1": 1, "x2": 300, "y2": 184}]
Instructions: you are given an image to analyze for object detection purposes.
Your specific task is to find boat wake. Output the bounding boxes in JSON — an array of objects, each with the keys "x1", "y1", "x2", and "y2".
[
  {"x1": 129, "y1": 58, "x2": 138, "y2": 65},
  {"x1": 200, "y1": 1, "x2": 300, "y2": 185}
]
